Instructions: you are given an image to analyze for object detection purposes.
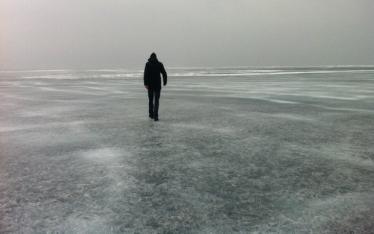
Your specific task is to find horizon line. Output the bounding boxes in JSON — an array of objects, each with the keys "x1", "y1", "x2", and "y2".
[{"x1": 1, "y1": 64, "x2": 374, "y2": 72}]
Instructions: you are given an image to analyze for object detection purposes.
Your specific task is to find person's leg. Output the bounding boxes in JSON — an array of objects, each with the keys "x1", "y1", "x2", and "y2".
[
  {"x1": 154, "y1": 89, "x2": 161, "y2": 120},
  {"x1": 148, "y1": 89, "x2": 154, "y2": 118}
]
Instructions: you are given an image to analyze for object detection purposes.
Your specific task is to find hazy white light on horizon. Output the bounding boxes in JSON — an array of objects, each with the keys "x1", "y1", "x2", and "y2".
[{"x1": 1, "y1": 0, "x2": 373, "y2": 70}]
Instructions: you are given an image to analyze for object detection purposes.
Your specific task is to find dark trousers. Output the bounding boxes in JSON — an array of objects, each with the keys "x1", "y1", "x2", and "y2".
[{"x1": 148, "y1": 89, "x2": 161, "y2": 118}]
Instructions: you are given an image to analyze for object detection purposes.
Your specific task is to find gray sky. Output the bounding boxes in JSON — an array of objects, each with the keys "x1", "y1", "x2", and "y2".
[{"x1": 1, "y1": 0, "x2": 373, "y2": 70}]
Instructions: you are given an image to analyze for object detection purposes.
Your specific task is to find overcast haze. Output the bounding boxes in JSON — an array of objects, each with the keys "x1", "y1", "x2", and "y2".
[{"x1": 1, "y1": 0, "x2": 373, "y2": 70}]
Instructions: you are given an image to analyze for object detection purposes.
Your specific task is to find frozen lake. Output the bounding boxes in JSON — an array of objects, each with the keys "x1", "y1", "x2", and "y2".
[{"x1": 1, "y1": 67, "x2": 373, "y2": 233}]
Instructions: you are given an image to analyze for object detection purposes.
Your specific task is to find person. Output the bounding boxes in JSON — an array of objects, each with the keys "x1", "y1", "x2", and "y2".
[{"x1": 143, "y1": 53, "x2": 167, "y2": 121}]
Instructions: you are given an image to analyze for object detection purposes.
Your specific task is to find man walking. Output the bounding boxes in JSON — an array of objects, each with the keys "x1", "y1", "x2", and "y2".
[{"x1": 143, "y1": 53, "x2": 167, "y2": 121}]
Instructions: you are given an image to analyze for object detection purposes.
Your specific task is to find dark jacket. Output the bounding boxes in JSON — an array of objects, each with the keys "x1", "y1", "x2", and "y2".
[{"x1": 144, "y1": 54, "x2": 167, "y2": 90}]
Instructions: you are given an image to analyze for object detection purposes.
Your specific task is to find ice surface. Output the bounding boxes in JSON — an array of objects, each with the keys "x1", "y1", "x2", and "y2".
[{"x1": 0, "y1": 67, "x2": 373, "y2": 233}]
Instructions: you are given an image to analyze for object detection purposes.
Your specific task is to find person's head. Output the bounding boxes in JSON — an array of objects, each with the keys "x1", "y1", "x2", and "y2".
[{"x1": 150, "y1": 53, "x2": 157, "y2": 59}]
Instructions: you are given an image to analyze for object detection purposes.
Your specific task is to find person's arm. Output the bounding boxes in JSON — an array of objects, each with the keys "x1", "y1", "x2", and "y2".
[
  {"x1": 160, "y1": 63, "x2": 167, "y2": 86},
  {"x1": 144, "y1": 63, "x2": 149, "y2": 89}
]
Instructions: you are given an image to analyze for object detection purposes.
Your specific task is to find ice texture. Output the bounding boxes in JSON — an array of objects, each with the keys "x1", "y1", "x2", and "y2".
[{"x1": 0, "y1": 67, "x2": 373, "y2": 233}]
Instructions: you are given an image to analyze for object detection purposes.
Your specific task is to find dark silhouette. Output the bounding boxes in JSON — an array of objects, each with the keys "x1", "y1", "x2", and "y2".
[{"x1": 143, "y1": 53, "x2": 167, "y2": 121}]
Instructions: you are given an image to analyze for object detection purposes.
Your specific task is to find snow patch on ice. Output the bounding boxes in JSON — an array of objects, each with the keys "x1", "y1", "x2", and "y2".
[
  {"x1": 270, "y1": 113, "x2": 316, "y2": 122},
  {"x1": 80, "y1": 148, "x2": 127, "y2": 161},
  {"x1": 171, "y1": 123, "x2": 231, "y2": 133},
  {"x1": 20, "y1": 106, "x2": 79, "y2": 117},
  {"x1": 255, "y1": 192, "x2": 374, "y2": 233},
  {"x1": 266, "y1": 99, "x2": 300, "y2": 104},
  {"x1": 0, "y1": 121, "x2": 90, "y2": 132},
  {"x1": 50, "y1": 217, "x2": 111, "y2": 233},
  {"x1": 315, "y1": 106, "x2": 374, "y2": 114}
]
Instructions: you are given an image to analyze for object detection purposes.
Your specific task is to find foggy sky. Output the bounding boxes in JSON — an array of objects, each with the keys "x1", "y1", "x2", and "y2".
[{"x1": 1, "y1": 0, "x2": 373, "y2": 70}]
